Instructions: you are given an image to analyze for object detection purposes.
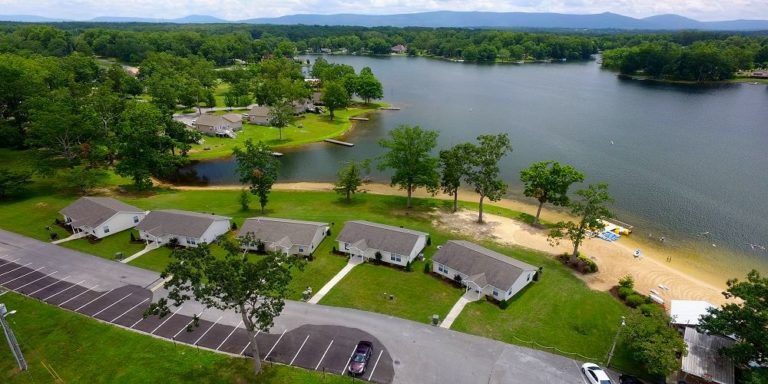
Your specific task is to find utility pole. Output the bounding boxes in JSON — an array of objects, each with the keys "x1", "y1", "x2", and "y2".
[
  {"x1": 606, "y1": 316, "x2": 625, "y2": 368},
  {"x1": 0, "y1": 303, "x2": 27, "y2": 371}
]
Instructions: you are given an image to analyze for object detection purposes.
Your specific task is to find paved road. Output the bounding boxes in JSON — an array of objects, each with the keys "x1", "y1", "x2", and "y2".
[{"x1": 0, "y1": 229, "x2": 620, "y2": 383}]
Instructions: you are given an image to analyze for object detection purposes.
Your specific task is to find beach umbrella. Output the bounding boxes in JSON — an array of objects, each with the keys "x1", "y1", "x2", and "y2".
[{"x1": 633, "y1": 249, "x2": 641, "y2": 257}]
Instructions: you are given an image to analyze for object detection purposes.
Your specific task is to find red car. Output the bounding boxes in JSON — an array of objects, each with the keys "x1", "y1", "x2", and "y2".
[{"x1": 348, "y1": 341, "x2": 373, "y2": 376}]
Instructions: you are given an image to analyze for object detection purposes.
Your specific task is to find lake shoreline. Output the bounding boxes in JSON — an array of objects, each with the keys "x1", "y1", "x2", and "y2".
[{"x1": 157, "y1": 180, "x2": 741, "y2": 301}]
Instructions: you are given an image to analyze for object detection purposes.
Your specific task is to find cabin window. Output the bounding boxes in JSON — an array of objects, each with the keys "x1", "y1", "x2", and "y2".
[
  {"x1": 103, "y1": 226, "x2": 110, "y2": 234},
  {"x1": 438, "y1": 264, "x2": 447, "y2": 273},
  {"x1": 187, "y1": 237, "x2": 196, "y2": 245},
  {"x1": 133, "y1": 216, "x2": 140, "y2": 223},
  {"x1": 527, "y1": 273, "x2": 531, "y2": 282},
  {"x1": 299, "y1": 247, "x2": 304, "y2": 253},
  {"x1": 390, "y1": 254, "x2": 402, "y2": 262},
  {"x1": 344, "y1": 243, "x2": 349, "y2": 250},
  {"x1": 493, "y1": 289, "x2": 499, "y2": 297}
]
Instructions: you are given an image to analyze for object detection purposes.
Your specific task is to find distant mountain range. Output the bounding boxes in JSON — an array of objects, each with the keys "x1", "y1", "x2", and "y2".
[{"x1": 1, "y1": 11, "x2": 767, "y2": 31}]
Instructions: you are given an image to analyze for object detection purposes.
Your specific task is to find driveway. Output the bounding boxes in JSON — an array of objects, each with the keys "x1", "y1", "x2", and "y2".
[{"x1": 0, "y1": 229, "x2": 621, "y2": 383}]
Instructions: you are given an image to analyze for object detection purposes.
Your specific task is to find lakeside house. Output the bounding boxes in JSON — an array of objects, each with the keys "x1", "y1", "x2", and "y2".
[
  {"x1": 432, "y1": 240, "x2": 538, "y2": 301},
  {"x1": 680, "y1": 327, "x2": 735, "y2": 384},
  {"x1": 336, "y1": 220, "x2": 428, "y2": 267},
  {"x1": 391, "y1": 44, "x2": 407, "y2": 54},
  {"x1": 194, "y1": 113, "x2": 243, "y2": 137},
  {"x1": 136, "y1": 209, "x2": 231, "y2": 248},
  {"x1": 668, "y1": 300, "x2": 735, "y2": 384},
  {"x1": 248, "y1": 105, "x2": 271, "y2": 125},
  {"x1": 751, "y1": 70, "x2": 768, "y2": 78},
  {"x1": 60, "y1": 197, "x2": 146, "y2": 239},
  {"x1": 237, "y1": 217, "x2": 329, "y2": 256}
]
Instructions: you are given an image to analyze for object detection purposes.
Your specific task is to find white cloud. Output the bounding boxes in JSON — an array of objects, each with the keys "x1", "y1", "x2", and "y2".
[{"x1": 0, "y1": 0, "x2": 765, "y2": 21}]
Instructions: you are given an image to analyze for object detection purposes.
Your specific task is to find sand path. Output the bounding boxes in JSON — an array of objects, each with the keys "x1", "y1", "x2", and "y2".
[{"x1": 164, "y1": 181, "x2": 729, "y2": 305}]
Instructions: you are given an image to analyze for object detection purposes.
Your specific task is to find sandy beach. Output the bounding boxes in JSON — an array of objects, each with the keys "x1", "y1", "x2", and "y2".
[{"x1": 167, "y1": 181, "x2": 732, "y2": 305}]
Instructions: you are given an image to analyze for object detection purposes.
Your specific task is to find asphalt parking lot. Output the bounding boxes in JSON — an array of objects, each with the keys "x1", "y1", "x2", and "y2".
[{"x1": 0, "y1": 257, "x2": 394, "y2": 383}]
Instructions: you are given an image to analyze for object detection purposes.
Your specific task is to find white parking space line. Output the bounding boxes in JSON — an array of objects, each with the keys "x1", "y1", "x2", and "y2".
[
  {"x1": 59, "y1": 284, "x2": 99, "y2": 307},
  {"x1": 216, "y1": 320, "x2": 243, "y2": 351},
  {"x1": 75, "y1": 288, "x2": 115, "y2": 311},
  {"x1": 574, "y1": 361, "x2": 589, "y2": 384},
  {"x1": 341, "y1": 345, "x2": 358, "y2": 374},
  {"x1": 0, "y1": 263, "x2": 31, "y2": 278},
  {"x1": 1, "y1": 266, "x2": 44, "y2": 285},
  {"x1": 290, "y1": 334, "x2": 311, "y2": 366},
  {"x1": 29, "y1": 275, "x2": 71, "y2": 296},
  {"x1": 240, "y1": 341, "x2": 252, "y2": 356},
  {"x1": 15, "y1": 270, "x2": 57, "y2": 290},
  {"x1": 173, "y1": 310, "x2": 205, "y2": 339},
  {"x1": 151, "y1": 306, "x2": 184, "y2": 334},
  {"x1": 264, "y1": 330, "x2": 287, "y2": 360},
  {"x1": 367, "y1": 350, "x2": 383, "y2": 381},
  {"x1": 0, "y1": 258, "x2": 21, "y2": 266},
  {"x1": 315, "y1": 339, "x2": 334, "y2": 370},
  {"x1": 194, "y1": 316, "x2": 223, "y2": 345},
  {"x1": 92, "y1": 293, "x2": 133, "y2": 317},
  {"x1": 111, "y1": 298, "x2": 148, "y2": 323},
  {"x1": 44, "y1": 279, "x2": 86, "y2": 301}
]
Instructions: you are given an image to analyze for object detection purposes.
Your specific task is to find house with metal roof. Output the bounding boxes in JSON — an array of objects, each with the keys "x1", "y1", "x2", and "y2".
[
  {"x1": 680, "y1": 327, "x2": 735, "y2": 384},
  {"x1": 136, "y1": 209, "x2": 231, "y2": 248},
  {"x1": 432, "y1": 240, "x2": 538, "y2": 301},
  {"x1": 60, "y1": 197, "x2": 146, "y2": 239},
  {"x1": 336, "y1": 220, "x2": 428, "y2": 267},
  {"x1": 237, "y1": 217, "x2": 329, "y2": 256},
  {"x1": 194, "y1": 113, "x2": 243, "y2": 136}
]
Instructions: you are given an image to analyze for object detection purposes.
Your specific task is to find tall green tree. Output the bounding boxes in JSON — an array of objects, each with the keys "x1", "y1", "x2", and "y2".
[
  {"x1": 321, "y1": 81, "x2": 350, "y2": 120},
  {"x1": 234, "y1": 140, "x2": 280, "y2": 213},
  {"x1": 356, "y1": 67, "x2": 383, "y2": 104},
  {"x1": 438, "y1": 143, "x2": 473, "y2": 212},
  {"x1": 146, "y1": 240, "x2": 299, "y2": 376},
  {"x1": 464, "y1": 134, "x2": 513, "y2": 223},
  {"x1": 699, "y1": 270, "x2": 768, "y2": 366},
  {"x1": 334, "y1": 159, "x2": 370, "y2": 202},
  {"x1": 267, "y1": 101, "x2": 295, "y2": 141},
  {"x1": 378, "y1": 125, "x2": 440, "y2": 209},
  {"x1": 520, "y1": 161, "x2": 585, "y2": 225},
  {"x1": 623, "y1": 310, "x2": 687, "y2": 377},
  {"x1": 548, "y1": 183, "x2": 614, "y2": 263},
  {"x1": 115, "y1": 102, "x2": 180, "y2": 190}
]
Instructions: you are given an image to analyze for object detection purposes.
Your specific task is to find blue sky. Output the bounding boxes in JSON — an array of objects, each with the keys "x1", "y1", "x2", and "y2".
[{"x1": 1, "y1": 0, "x2": 765, "y2": 21}]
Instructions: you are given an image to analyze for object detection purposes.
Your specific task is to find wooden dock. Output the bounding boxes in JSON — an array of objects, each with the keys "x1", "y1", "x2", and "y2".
[
  {"x1": 271, "y1": 152, "x2": 284, "y2": 157},
  {"x1": 324, "y1": 139, "x2": 354, "y2": 147},
  {"x1": 349, "y1": 116, "x2": 369, "y2": 121},
  {"x1": 380, "y1": 107, "x2": 401, "y2": 110}
]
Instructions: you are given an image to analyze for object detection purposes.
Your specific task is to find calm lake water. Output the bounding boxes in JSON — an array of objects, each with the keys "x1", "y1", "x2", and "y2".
[{"x1": 188, "y1": 55, "x2": 768, "y2": 277}]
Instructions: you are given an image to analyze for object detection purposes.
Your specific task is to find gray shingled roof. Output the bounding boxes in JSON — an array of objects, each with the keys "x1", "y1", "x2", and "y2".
[
  {"x1": 237, "y1": 217, "x2": 328, "y2": 247},
  {"x1": 195, "y1": 114, "x2": 224, "y2": 127},
  {"x1": 682, "y1": 327, "x2": 735, "y2": 384},
  {"x1": 221, "y1": 113, "x2": 242, "y2": 123},
  {"x1": 336, "y1": 220, "x2": 428, "y2": 256},
  {"x1": 432, "y1": 240, "x2": 538, "y2": 291},
  {"x1": 60, "y1": 197, "x2": 144, "y2": 229},
  {"x1": 136, "y1": 209, "x2": 230, "y2": 239},
  {"x1": 249, "y1": 105, "x2": 270, "y2": 117}
]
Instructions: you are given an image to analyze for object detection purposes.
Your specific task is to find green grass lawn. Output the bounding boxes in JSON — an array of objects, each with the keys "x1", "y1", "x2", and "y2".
[
  {"x1": 187, "y1": 103, "x2": 384, "y2": 161},
  {"x1": 0, "y1": 292, "x2": 350, "y2": 383},
  {"x1": 0, "y1": 185, "x2": 642, "y2": 373}
]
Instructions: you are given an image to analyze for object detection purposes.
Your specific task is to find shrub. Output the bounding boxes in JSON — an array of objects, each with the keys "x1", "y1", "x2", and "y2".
[
  {"x1": 618, "y1": 286, "x2": 634, "y2": 300},
  {"x1": 499, "y1": 299, "x2": 510, "y2": 309},
  {"x1": 453, "y1": 274, "x2": 463, "y2": 284},
  {"x1": 638, "y1": 303, "x2": 664, "y2": 316},
  {"x1": 577, "y1": 254, "x2": 598, "y2": 273},
  {"x1": 626, "y1": 294, "x2": 647, "y2": 308},
  {"x1": 256, "y1": 241, "x2": 266, "y2": 253},
  {"x1": 618, "y1": 274, "x2": 635, "y2": 289},
  {"x1": 405, "y1": 261, "x2": 412, "y2": 272},
  {"x1": 423, "y1": 262, "x2": 431, "y2": 273},
  {"x1": 230, "y1": 222, "x2": 238, "y2": 230},
  {"x1": 427, "y1": 237, "x2": 432, "y2": 246},
  {"x1": 375, "y1": 251, "x2": 382, "y2": 264}
]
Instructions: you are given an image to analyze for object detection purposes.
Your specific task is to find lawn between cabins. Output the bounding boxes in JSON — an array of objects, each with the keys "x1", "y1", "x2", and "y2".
[
  {"x1": 0, "y1": 292, "x2": 351, "y2": 384},
  {"x1": 187, "y1": 103, "x2": 385, "y2": 161},
  {"x1": 0, "y1": 187, "x2": 640, "y2": 372}
]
